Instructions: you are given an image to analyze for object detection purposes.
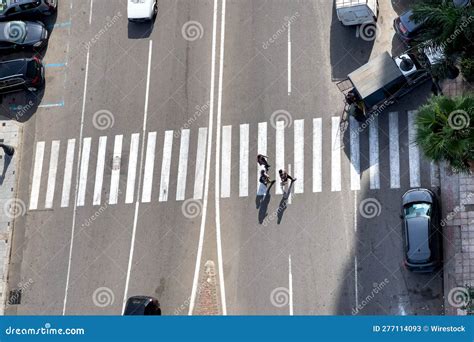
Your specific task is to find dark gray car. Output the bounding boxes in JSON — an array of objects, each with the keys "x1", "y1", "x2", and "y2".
[
  {"x1": 401, "y1": 188, "x2": 442, "y2": 272},
  {"x1": 0, "y1": 0, "x2": 57, "y2": 20},
  {"x1": 0, "y1": 20, "x2": 47, "y2": 49}
]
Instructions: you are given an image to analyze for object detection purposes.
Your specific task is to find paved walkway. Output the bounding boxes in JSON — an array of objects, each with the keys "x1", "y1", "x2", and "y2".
[{"x1": 0, "y1": 120, "x2": 22, "y2": 315}]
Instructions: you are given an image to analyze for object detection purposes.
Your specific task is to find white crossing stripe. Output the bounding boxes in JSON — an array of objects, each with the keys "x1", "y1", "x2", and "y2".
[
  {"x1": 45, "y1": 140, "x2": 60, "y2": 209},
  {"x1": 275, "y1": 121, "x2": 285, "y2": 195},
  {"x1": 369, "y1": 116, "x2": 380, "y2": 189},
  {"x1": 142, "y1": 132, "x2": 157, "y2": 203},
  {"x1": 350, "y1": 117, "x2": 360, "y2": 191},
  {"x1": 221, "y1": 125, "x2": 232, "y2": 198},
  {"x1": 125, "y1": 133, "x2": 140, "y2": 204},
  {"x1": 109, "y1": 135, "x2": 123, "y2": 204},
  {"x1": 408, "y1": 110, "x2": 420, "y2": 187},
  {"x1": 430, "y1": 161, "x2": 439, "y2": 188},
  {"x1": 313, "y1": 118, "x2": 322, "y2": 193},
  {"x1": 194, "y1": 128, "x2": 208, "y2": 200},
  {"x1": 77, "y1": 137, "x2": 91, "y2": 207},
  {"x1": 29, "y1": 141, "x2": 45, "y2": 210},
  {"x1": 240, "y1": 124, "x2": 249, "y2": 197},
  {"x1": 159, "y1": 131, "x2": 174, "y2": 202},
  {"x1": 93, "y1": 136, "x2": 107, "y2": 205},
  {"x1": 389, "y1": 112, "x2": 400, "y2": 189},
  {"x1": 331, "y1": 117, "x2": 341, "y2": 192},
  {"x1": 61, "y1": 139, "x2": 76, "y2": 207},
  {"x1": 294, "y1": 120, "x2": 304, "y2": 193},
  {"x1": 256, "y1": 122, "x2": 267, "y2": 191},
  {"x1": 176, "y1": 129, "x2": 190, "y2": 201}
]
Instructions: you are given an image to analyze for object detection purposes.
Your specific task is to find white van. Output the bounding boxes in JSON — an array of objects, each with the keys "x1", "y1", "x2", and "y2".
[
  {"x1": 127, "y1": 0, "x2": 157, "y2": 22},
  {"x1": 336, "y1": 0, "x2": 378, "y2": 26}
]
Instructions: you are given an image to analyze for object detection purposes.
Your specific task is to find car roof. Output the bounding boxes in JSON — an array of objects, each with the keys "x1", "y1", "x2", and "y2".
[
  {"x1": 0, "y1": 58, "x2": 29, "y2": 79},
  {"x1": 123, "y1": 296, "x2": 155, "y2": 315},
  {"x1": 406, "y1": 216, "x2": 431, "y2": 262},
  {"x1": 400, "y1": 10, "x2": 423, "y2": 32}
]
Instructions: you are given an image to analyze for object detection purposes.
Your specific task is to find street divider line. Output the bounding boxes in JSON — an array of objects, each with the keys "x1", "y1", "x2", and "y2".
[
  {"x1": 109, "y1": 135, "x2": 123, "y2": 205},
  {"x1": 61, "y1": 139, "x2": 76, "y2": 208},
  {"x1": 221, "y1": 125, "x2": 232, "y2": 198},
  {"x1": 93, "y1": 136, "x2": 107, "y2": 206},
  {"x1": 77, "y1": 137, "x2": 91, "y2": 207},
  {"x1": 141, "y1": 132, "x2": 157, "y2": 203},
  {"x1": 313, "y1": 118, "x2": 322, "y2": 192},
  {"x1": 389, "y1": 112, "x2": 400, "y2": 189},
  {"x1": 158, "y1": 131, "x2": 174, "y2": 202},
  {"x1": 193, "y1": 127, "x2": 208, "y2": 200},
  {"x1": 29, "y1": 141, "x2": 45, "y2": 210},
  {"x1": 125, "y1": 133, "x2": 140, "y2": 204},
  {"x1": 239, "y1": 124, "x2": 249, "y2": 197},
  {"x1": 176, "y1": 129, "x2": 190, "y2": 201},
  {"x1": 45, "y1": 140, "x2": 60, "y2": 209}
]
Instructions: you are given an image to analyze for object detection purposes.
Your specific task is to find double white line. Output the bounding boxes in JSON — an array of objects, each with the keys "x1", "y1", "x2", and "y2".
[{"x1": 188, "y1": 0, "x2": 228, "y2": 315}]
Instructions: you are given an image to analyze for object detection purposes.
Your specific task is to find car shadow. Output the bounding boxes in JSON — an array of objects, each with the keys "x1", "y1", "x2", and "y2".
[{"x1": 128, "y1": 18, "x2": 156, "y2": 39}]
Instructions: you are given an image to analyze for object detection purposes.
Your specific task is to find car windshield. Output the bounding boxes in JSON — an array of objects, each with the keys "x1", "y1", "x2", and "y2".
[
  {"x1": 5, "y1": 21, "x2": 27, "y2": 42},
  {"x1": 404, "y1": 202, "x2": 431, "y2": 219}
]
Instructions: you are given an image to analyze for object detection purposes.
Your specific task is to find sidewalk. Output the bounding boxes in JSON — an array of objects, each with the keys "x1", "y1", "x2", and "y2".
[
  {"x1": 0, "y1": 120, "x2": 22, "y2": 315},
  {"x1": 439, "y1": 76, "x2": 474, "y2": 315}
]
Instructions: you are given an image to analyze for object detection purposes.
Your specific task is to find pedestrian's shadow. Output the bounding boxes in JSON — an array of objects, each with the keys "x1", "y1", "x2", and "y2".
[
  {"x1": 0, "y1": 154, "x2": 12, "y2": 185},
  {"x1": 257, "y1": 182, "x2": 275, "y2": 224},
  {"x1": 277, "y1": 181, "x2": 295, "y2": 224}
]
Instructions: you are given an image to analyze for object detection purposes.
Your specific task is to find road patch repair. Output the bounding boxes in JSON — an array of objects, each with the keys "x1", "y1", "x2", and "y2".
[{"x1": 195, "y1": 260, "x2": 220, "y2": 315}]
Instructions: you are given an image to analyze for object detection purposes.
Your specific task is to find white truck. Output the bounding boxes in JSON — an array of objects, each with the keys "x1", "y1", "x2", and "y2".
[{"x1": 336, "y1": 0, "x2": 378, "y2": 26}]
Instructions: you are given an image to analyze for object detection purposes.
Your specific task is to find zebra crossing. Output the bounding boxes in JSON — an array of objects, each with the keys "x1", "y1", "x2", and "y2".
[{"x1": 28, "y1": 111, "x2": 434, "y2": 211}]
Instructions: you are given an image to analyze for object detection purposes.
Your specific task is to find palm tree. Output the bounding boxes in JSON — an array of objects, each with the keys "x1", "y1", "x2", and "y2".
[{"x1": 415, "y1": 95, "x2": 474, "y2": 173}]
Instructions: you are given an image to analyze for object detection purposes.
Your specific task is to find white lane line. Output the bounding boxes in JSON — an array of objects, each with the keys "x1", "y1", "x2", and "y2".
[
  {"x1": 389, "y1": 112, "x2": 400, "y2": 189},
  {"x1": 176, "y1": 129, "x2": 190, "y2": 201},
  {"x1": 61, "y1": 139, "x2": 76, "y2": 208},
  {"x1": 287, "y1": 164, "x2": 293, "y2": 204},
  {"x1": 159, "y1": 131, "x2": 174, "y2": 202},
  {"x1": 408, "y1": 110, "x2": 420, "y2": 187},
  {"x1": 215, "y1": 0, "x2": 228, "y2": 314},
  {"x1": 430, "y1": 161, "x2": 439, "y2": 188},
  {"x1": 125, "y1": 133, "x2": 140, "y2": 204},
  {"x1": 257, "y1": 122, "x2": 267, "y2": 190},
  {"x1": 193, "y1": 127, "x2": 208, "y2": 200},
  {"x1": 122, "y1": 40, "x2": 153, "y2": 313},
  {"x1": 289, "y1": 255, "x2": 293, "y2": 315},
  {"x1": 331, "y1": 117, "x2": 341, "y2": 192},
  {"x1": 354, "y1": 256, "x2": 359, "y2": 309},
  {"x1": 275, "y1": 121, "x2": 285, "y2": 195},
  {"x1": 45, "y1": 140, "x2": 60, "y2": 209},
  {"x1": 294, "y1": 120, "x2": 304, "y2": 193},
  {"x1": 369, "y1": 116, "x2": 380, "y2": 189},
  {"x1": 109, "y1": 135, "x2": 123, "y2": 205},
  {"x1": 313, "y1": 118, "x2": 322, "y2": 192},
  {"x1": 77, "y1": 137, "x2": 91, "y2": 207},
  {"x1": 93, "y1": 136, "x2": 107, "y2": 206},
  {"x1": 141, "y1": 131, "x2": 157, "y2": 203},
  {"x1": 240, "y1": 124, "x2": 249, "y2": 197},
  {"x1": 63, "y1": 47, "x2": 90, "y2": 314},
  {"x1": 89, "y1": 0, "x2": 93, "y2": 25},
  {"x1": 350, "y1": 117, "x2": 360, "y2": 191},
  {"x1": 29, "y1": 141, "x2": 45, "y2": 210},
  {"x1": 221, "y1": 125, "x2": 232, "y2": 198},
  {"x1": 287, "y1": 20, "x2": 291, "y2": 95}
]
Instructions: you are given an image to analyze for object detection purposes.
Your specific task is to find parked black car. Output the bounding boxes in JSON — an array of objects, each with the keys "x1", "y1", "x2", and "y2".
[
  {"x1": 0, "y1": 0, "x2": 57, "y2": 20},
  {"x1": 393, "y1": 10, "x2": 424, "y2": 44},
  {"x1": 400, "y1": 188, "x2": 442, "y2": 272},
  {"x1": 0, "y1": 20, "x2": 48, "y2": 50},
  {"x1": 123, "y1": 296, "x2": 161, "y2": 315},
  {"x1": 0, "y1": 57, "x2": 44, "y2": 94}
]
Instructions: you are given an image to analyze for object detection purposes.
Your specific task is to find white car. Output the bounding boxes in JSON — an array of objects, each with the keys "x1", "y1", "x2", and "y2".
[{"x1": 127, "y1": 0, "x2": 157, "y2": 22}]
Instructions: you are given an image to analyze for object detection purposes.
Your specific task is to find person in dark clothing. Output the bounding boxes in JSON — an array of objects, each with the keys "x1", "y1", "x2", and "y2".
[
  {"x1": 259, "y1": 169, "x2": 275, "y2": 187},
  {"x1": 279, "y1": 169, "x2": 295, "y2": 183},
  {"x1": 257, "y1": 154, "x2": 270, "y2": 171}
]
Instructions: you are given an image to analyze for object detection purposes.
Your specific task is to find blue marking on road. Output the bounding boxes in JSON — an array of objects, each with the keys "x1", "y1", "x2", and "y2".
[{"x1": 45, "y1": 62, "x2": 67, "y2": 68}]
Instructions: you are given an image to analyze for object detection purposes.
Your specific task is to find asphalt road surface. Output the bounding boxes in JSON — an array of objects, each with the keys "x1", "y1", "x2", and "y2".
[{"x1": 3, "y1": 0, "x2": 442, "y2": 315}]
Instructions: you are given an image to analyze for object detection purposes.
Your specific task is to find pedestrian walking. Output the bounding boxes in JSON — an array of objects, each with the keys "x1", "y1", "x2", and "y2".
[
  {"x1": 279, "y1": 169, "x2": 296, "y2": 193},
  {"x1": 257, "y1": 154, "x2": 270, "y2": 171}
]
